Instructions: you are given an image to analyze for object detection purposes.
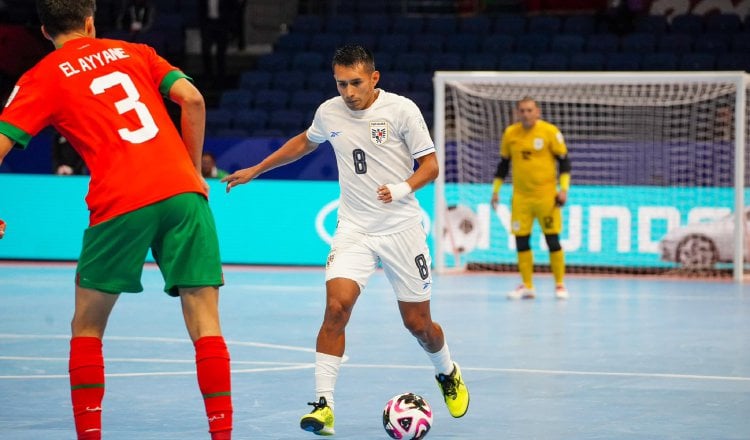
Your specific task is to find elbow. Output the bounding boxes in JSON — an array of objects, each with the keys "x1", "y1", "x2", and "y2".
[{"x1": 184, "y1": 90, "x2": 205, "y2": 113}]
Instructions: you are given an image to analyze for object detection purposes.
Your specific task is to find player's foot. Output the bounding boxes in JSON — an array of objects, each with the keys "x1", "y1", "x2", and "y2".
[
  {"x1": 300, "y1": 397, "x2": 335, "y2": 436},
  {"x1": 435, "y1": 362, "x2": 470, "y2": 418},
  {"x1": 555, "y1": 284, "x2": 569, "y2": 300},
  {"x1": 507, "y1": 284, "x2": 536, "y2": 300}
]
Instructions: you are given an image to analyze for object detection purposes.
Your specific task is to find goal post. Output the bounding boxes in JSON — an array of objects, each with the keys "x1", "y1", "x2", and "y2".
[{"x1": 432, "y1": 71, "x2": 750, "y2": 281}]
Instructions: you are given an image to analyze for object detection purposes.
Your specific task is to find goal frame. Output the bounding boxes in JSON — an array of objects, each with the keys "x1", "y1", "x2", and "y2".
[{"x1": 432, "y1": 71, "x2": 749, "y2": 281}]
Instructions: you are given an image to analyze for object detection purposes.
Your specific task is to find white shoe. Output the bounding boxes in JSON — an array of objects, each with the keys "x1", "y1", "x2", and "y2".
[
  {"x1": 555, "y1": 285, "x2": 569, "y2": 300},
  {"x1": 507, "y1": 285, "x2": 536, "y2": 300}
]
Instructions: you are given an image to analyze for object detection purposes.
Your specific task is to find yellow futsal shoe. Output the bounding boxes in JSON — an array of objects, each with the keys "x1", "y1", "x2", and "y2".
[
  {"x1": 300, "y1": 397, "x2": 335, "y2": 436},
  {"x1": 435, "y1": 362, "x2": 470, "y2": 418}
]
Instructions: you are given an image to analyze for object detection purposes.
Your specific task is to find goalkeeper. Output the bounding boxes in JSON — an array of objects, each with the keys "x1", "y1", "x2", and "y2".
[{"x1": 490, "y1": 97, "x2": 571, "y2": 300}]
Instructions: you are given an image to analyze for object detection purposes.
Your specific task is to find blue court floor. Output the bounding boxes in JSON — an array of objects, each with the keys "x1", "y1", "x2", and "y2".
[{"x1": 1, "y1": 262, "x2": 749, "y2": 439}]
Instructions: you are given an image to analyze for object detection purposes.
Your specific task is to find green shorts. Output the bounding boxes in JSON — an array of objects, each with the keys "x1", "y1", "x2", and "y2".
[{"x1": 76, "y1": 192, "x2": 224, "y2": 296}]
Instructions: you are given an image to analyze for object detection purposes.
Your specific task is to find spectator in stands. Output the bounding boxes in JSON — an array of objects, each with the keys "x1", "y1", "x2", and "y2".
[
  {"x1": 490, "y1": 96, "x2": 571, "y2": 301},
  {"x1": 0, "y1": 1, "x2": 233, "y2": 438},
  {"x1": 199, "y1": 0, "x2": 238, "y2": 82},
  {"x1": 201, "y1": 151, "x2": 228, "y2": 178},
  {"x1": 52, "y1": 131, "x2": 87, "y2": 175},
  {"x1": 221, "y1": 44, "x2": 469, "y2": 436},
  {"x1": 117, "y1": 0, "x2": 156, "y2": 36}
]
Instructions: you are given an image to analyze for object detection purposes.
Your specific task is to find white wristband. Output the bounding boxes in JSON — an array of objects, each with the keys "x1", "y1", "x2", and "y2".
[{"x1": 385, "y1": 182, "x2": 412, "y2": 202}]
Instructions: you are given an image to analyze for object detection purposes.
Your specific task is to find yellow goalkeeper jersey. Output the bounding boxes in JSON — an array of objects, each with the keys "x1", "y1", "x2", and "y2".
[{"x1": 500, "y1": 119, "x2": 567, "y2": 197}]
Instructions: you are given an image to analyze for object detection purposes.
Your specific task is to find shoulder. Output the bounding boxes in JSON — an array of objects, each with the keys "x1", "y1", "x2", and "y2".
[{"x1": 538, "y1": 119, "x2": 561, "y2": 133}]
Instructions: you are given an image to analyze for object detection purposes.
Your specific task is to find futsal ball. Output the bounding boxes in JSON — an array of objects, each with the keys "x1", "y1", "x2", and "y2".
[{"x1": 382, "y1": 392, "x2": 433, "y2": 440}]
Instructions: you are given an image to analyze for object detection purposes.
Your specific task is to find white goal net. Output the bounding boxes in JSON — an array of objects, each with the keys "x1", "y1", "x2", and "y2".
[{"x1": 432, "y1": 72, "x2": 750, "y2": 281}]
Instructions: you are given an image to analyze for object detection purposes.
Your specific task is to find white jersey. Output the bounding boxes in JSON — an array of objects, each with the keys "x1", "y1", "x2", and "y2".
[{"x1": 307, "y1": 89, "x2": 435, "y2": 235}]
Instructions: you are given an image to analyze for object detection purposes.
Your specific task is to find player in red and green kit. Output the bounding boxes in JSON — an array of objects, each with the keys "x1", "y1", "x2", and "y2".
[
  {"x1": 0, "y1": 1, "x2": 232, "y2": 439},
  {"x1": 490, "y1": 96, "x2": 571, "y2": 301}
]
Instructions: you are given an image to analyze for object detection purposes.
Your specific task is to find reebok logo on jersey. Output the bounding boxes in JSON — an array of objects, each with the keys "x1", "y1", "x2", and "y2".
[{"x1": 330, "y1": 131, "x2": 341, "y2": 138}]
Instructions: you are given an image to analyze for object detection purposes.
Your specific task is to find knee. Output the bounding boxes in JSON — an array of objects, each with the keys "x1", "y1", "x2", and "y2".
[
  {"x1": 323, "y1": 301, "x2": 353, "y2": 329},
  {"x1": 544, "y1": 234, "x2": 562, "y2": 252},
  {"x1": 403, "y1": 316, "x2": 432, "y2": 340},
  {"x1": 515, "y1": 235, "x2": 531, "y2": 252}
]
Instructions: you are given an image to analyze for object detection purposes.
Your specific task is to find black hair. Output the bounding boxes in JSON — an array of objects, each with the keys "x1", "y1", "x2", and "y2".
[
  {"x1": 36, "y1": 0, "x2": 96, "y2": 38},
  {"x1": 331, "y1": 45, "x2": 375, "y2": 72}
]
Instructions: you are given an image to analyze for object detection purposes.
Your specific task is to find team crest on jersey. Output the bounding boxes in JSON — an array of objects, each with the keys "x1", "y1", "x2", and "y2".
[
  {"x1": 370, "y1": 121, "x2": 388, "y2": 145},
  {"x1": 533, "y1": 138, "x2": 544, "y2": 150}
]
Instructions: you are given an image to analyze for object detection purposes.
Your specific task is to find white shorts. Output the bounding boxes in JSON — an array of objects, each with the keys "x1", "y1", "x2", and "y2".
[{"x1": 325, "y1": 223, "x2": 432, "y2": 302}]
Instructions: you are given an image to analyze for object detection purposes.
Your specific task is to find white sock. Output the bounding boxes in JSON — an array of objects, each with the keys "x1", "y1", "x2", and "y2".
[
  {"x1": 425, "y1": 342, "x2": 454, "y2": 376},
  {"x1": 315, "y1": 352, "x2": 342, "y2": 411}
]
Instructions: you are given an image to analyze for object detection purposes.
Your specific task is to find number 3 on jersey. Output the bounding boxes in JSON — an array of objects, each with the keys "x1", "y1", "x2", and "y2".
[{"x1": 89, "y1": 71, "x2": 159, "y2": 144}]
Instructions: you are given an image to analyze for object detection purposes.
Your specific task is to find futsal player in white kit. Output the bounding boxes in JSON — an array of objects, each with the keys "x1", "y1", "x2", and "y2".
[{"x1": 222, "y1": 45, "x2": 469, "y2": 436}]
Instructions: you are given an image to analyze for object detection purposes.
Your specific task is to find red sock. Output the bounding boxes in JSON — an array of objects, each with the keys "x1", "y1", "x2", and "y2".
[
  {"x1": 69, "y1": 337, "x2": 104, "y2": 440},
  {"x1": 195, "y1": 336, "x2": 233, "y2": 438}
]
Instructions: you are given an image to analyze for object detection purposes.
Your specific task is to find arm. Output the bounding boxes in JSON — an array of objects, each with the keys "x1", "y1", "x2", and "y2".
[
  {"x1": 377, "y1": 152, "x2": 439, "y2": 204},
  {"x1": 168, "y1": 77, "x2": 205, "y2": 176},
  {"x1": 221, "y1": 131, "x2": 320, "y2": 192},
  {"x1": 556, "y1": 154, "x2": 571, "y2": 206},
  {"x1": 0, "y1": 133, "x2": 14, "y2": 239},
  {"x1": 491, "y1": 156, "x2": 510, "y2": 208}
]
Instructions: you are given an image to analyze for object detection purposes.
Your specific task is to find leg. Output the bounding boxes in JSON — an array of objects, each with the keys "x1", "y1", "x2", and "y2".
[
  {"x1": 69, "y1": 286, "x2": 119, "y2": 440},
  {"x1": 509, "y1": 195, "x2": 536, "y2": 299},
  {"x1": 181, "y1": 286, "x2": 232, "y2": 440},
  {"x1": 397, "y1": 300, "x2": 444, "y2": 353}
]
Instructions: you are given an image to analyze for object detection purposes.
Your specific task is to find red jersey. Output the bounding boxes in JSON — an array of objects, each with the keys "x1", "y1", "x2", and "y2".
[{"x1": 0, "y1": 37, "x2": 206, "y2": 226}]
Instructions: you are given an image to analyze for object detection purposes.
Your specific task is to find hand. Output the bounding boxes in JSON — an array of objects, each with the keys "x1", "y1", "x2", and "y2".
[
  {"x1": 555, "y1": 190, "x2": 568, "y2": 207},
  {"x1": 377, "y1": 184, "x2": 393, "y2": 204},
  {"x1": 56, "y1": 165, "x2": 74, "y2": 175},
  {"x1": 0, "y1": 219, "x2": 6, "y2": 239},
  {"x1": 491, "y1": 192, "x2": 499, "y2": 209},
  {"x1": 221, "y1": 166, "x2": 259, "y2": 193}
]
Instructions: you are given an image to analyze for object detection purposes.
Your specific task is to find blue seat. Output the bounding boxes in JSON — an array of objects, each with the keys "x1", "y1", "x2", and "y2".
[
  {"x1": 378, "y1": 71, "x2": 411, "y2": 95},
  {"x1": 515, "y1": 34, "x2": 550, "y2": 53},
  {"x1": 671, "y1": 14, "x2": 703, "y2": 34},
  {"x1": 444, "y1": 34, "x2": 481, "y2": 53},
  {"x1": 569, "y1": 52, "x2": 605, "y2": 70},
  {"x1": 256, "y1": 53, "x2": 290, "y2": 71},
  {"x1": 268, "y1": 109, "x2": 306, "y2": 135},
  {"x1": 219, "y1": 89, "x2": 253, "y2": 111},
  {"x1": 393, "y1": 52, "x2": 428, "y2": 73},
  {"x1": 342, "y1": 33, "x2": 377, "y2": 51},
  {"x1": 634, "y1": 15, "x2": 668, "y2": 34},
  {"x1": 324, "y1": 16, "x2": 355, "y2": 34},
  {"x1": 533, "y1": 53, "x2": 568, "y2": 71},
  {"x1": 716, "y1": 52, "x2": 750, "y2": 71},
  {"x1": 275, "y1": 33, "x2": 308, "y2": 52},
  {"x1": 550, "y1": 34, "x2": 585, "y2": 54},
  {"x1": 463, "y1": 52, "x2": 499, "y2": 70},
  {"x1": 621, "y1": 33, "x2": 656, "y2": 52},
  {"x1": 641, "y1": 52, "x2": 678, "y2": 70},
  {"x1": 693, "y1": 34, "x2": 729, "y2": 53},
  {"x1": 493, "y1": 14, "x2": 526, "y2": 34},
  {"x1": 605, "y1": 52, "x2": 641, "y2": 70},
  {"x1": 253, "y1": 89, "x2": 289, "y2": 111},
  {"x1": 232, "y1": 109, "x2": 268, "y2": 133},
  {"x1": 357, "y1": 14, "x2": 391, "y2": 33},
  {"x1": 585, "y1": 33, "x2": 619, "y2": 52},
  {"x1": 424, "y1": 16, "x2": 457, "y2": 34},
  {"x1": 377, "y1": 34, "x2": 410, "y2": 53},
  {"x1": 309, "y1": 34, "x2": 342, "y2": 53},
  {"x1": 705, "y1": 13, "x2": 742, "y2": 33},
  {"x1": 658, "y1": 34, "x2": 693, "y2": 52},
  {"x1": 410, "y1": 33, "x2": 445, "y2": 53},
  {"x1": 458, "y1": 16, "x2": 491, "y2": 34},
  {"x1": 239, "y1": 71, "x2": 272, "y2": 90},
  {"x1": 305, "y1": 70, "x2": 334, "y2": 91},
  {"x1": 679, "y1": 53, "x2": 716, "y2": 70},
  {"x1": 392, "y1": 16, "x2": 424, "y2": 34},
  {"x1": 730, "y1": 33, "x2": 750, "y2": 52},
  {"x1": 216, "y1": 128, "x2": 249, "y2": 138},
  {"x1": 498, "y1": 53, "x2": 532, "y2": 70},
  {"x1": 482, "y1": 35, "x2": 515, "y2": 53},
  {"x1": 410, "y1": 72, "x2": 433, "y2": 92},
  {"x1": 527, "y1": 15, "x2": 561, "y2": 33},
  {"x1": 372, "y1": 52, "x2": 393, "y2": 71},
  {"x1": 292, "y1": 52, "x2": 325, "y2": 70},
  {"x1": 270, "y1": 70, "x2": 306, "y2": 90},
  {"x1": 292, "y1": 15, "x2": 322, "y2": 33},
  {"x1": 429, "y1": 53, "x2": 463, "y2": 71},
  {"x1": 206, "y1": 109, "x2": 232, "y2": 134},
  {"x1": 562, "y1": 14, "x2": 596, "y2": 35},
  {"x1": 289, "y1": 90, "x2": 325, "y2": 111},
  {"x1": 405, "y1": 91, "x2": 432, "y2": 112}
]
